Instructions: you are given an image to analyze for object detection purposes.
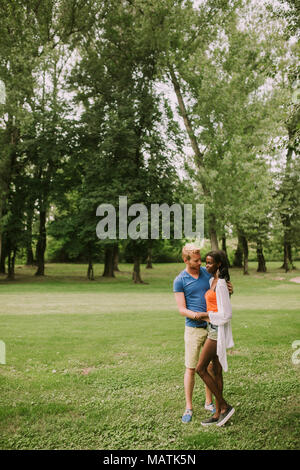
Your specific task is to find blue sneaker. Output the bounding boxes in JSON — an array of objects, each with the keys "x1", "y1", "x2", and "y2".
[
  {"x1": 181, "y1": 409, "x2": 193, "y2": 423},
  {"x1": 204, "y1": 402, "x2": 216, "y2": 414}
]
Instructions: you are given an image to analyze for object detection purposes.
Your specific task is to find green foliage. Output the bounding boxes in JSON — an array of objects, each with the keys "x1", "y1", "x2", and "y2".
[{"x1": 0, "y1": 0, "x2": 299, "y2": 277}]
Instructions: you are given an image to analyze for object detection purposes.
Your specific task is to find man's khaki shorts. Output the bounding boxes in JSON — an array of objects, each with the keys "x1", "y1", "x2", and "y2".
[{"x1": 184, "y1": 325, "x2": 208, "y2": 369}]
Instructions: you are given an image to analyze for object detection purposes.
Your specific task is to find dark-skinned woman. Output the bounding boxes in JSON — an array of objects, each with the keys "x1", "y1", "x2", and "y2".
[{"x1": 194, "y1": 250, "x2": 235, "y2": 427}]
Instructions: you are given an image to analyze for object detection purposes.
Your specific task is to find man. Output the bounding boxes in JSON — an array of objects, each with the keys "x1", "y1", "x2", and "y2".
[{"x1": 173, "y1": 243, "x2": 232, "y2": 423}]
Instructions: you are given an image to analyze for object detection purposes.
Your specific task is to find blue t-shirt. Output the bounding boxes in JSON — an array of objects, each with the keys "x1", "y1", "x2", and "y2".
[{"x1": 173, "y1": 267, "x2": 212, "y2": 328}]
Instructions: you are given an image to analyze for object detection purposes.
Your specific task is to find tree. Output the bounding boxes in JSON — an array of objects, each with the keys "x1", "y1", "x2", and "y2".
[
  {"x1": 276, "y1": 106, "x2": 300, "y2": 271},
  {"x1": 274, "y1": 0, "x2": 300, "y2": 271},
  {"x1": 64, "y1": 0, "x2": 181, "y2": 282},
  {"x1": 170, "y1": 1, "x2": 284, "y2": 274},
  {"x1": 0, "y1": 0, "x2": 97, "y2": 277}
]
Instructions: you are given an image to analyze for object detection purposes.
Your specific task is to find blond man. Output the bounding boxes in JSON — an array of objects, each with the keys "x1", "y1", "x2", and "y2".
[{"x1": 174, "y1": 243, "x2": 232, "y2": 423}]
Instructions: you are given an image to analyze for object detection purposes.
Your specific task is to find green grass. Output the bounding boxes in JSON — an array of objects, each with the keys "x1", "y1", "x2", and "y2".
[{"x1": 0, "y1": 262, "x2": 299, "y2": 450}]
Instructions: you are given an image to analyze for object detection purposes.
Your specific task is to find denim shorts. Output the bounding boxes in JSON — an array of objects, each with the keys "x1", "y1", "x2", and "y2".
[{"x1": 207, "y1": 322, "x2": 218, "y2": 341}]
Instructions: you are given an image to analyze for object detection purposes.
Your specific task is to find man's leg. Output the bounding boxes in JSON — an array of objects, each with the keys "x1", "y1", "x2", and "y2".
[
  {"x1": 182, "y1": 326, "x2": 206, "y2": 422},
  {"x1": 184, "y1": 368, "x2": 214, "y2": 411},
  {"x1": 184, "y1": 367, "x2": 195, "y2": 411},
  {"x1": 182, "y1": 367, "x2": 195, "y2": 422}
]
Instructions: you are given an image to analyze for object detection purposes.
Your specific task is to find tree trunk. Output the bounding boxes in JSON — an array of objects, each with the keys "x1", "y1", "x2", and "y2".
[
  {"x1": 0, "y1": 254, "x2": 5, "y2": 274},
  {"x1": 0, "y1": 205, "x2": 3, "y2": 268},
  {"x1": 281, "y1": 238, "x2": 294, "y2": 272},
  {"x1": 256, "y1": 240, "x2": 266, "y2": 272},
  {"x1": 0, "y1": 119, "x2": 18, "y2": 265},
  {"x1": 103, "y1": 245, "x2": 115, "y2": 277},
  {"x1": 170, "y1": 64, "x2": 220, "y2": 252},
  {"x1": 241, "y1": 234, "x2": 249, "y2": 275},
  {"x1": 209, "y1": 214, "x2": 219, "y2": 250},
  {"x1": 113, "y1": 244, "x2": 120, "y2": 272},
  {"x1": 169, "y1": 65, "x2": 204, "y2": 169},
  {"x1": 26, "y1": 208, "x2": 35, "y2": 265},
  {"x1": 233, "y1": 234, "x2": 243, "y2": 267},
  {"x1": 0, "y1": 236, "x2": 6, "y2": 274},
  {"x1": 279, "y1": 210, "x2": 293, "y2": 271},
  {"x1": 35, "y1": 208, "x2": 46, "y2": 276},
  {"x1": 210, "y1": 228, "x2": 219, "y2": 250},
  {"x1": 287, "y1": 243, "x2": 296, "y2": 270},
  {"x1": 7, "y1": 249, "x2": 16, "y2": 280},
  {"x1": 221, "y1": 234, "x2": 231, "y2": 267},
  {"x1": 87, "y1": 256, "x2": 94, "y2": 280},
  {"x1": 26, "y1": 246, "x2": 35, "y2": 266},
  {"x1": 146, "y1": 243, "x2": 153, "y2": 269},
  {"x1": 281, "y1": 239, "x2": 287, "y2": 271},
  {"x1": 279, "y1": 120, "x2": 297, "y2": 272},
  {"x1": 132, "y1": 255, "x2": 144, "y2": 283}
]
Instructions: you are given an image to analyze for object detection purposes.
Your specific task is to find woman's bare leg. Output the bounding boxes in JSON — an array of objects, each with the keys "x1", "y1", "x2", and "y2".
[
  {"x1": 196, "y1": 339, "x2": 228, "y2": 415},
  {"x1": 205, "y1": 362, "x2": 214, "y2": 405},
  {"x1": 211, "y1": 354, "x2": 223, "y2": 415}
]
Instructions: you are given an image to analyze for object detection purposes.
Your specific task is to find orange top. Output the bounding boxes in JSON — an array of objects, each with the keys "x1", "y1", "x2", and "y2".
[{"x1": 205, "y1": 289, "x2": 218, "y2": 312}]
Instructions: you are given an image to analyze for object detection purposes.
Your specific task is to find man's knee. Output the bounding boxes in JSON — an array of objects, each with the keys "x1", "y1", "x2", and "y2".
[{"x1": 185, "y1": 367, "x2": 196, "y2": 377}]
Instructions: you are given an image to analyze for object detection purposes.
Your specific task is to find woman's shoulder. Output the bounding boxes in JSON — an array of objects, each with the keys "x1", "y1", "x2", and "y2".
[
  {"x1": 216, "y1": 278, "x2": 230, "y2": 296},
  {"x1": 217, "y1": 278, "x2": 227, "y2": 287}
]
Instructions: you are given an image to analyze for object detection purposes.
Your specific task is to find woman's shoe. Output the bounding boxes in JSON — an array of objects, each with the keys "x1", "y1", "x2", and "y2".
[
  {"x1": 216, "y1": 405, "x2": 235, "y2": 427},
  {"x1": 201, "y1": 416, "x2": 219, "y2": 426}
]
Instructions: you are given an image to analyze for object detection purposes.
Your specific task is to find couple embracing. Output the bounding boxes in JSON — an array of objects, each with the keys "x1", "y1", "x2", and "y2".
[{"x1": 174, "y1": 243, "x2": 235, "y2": 427}]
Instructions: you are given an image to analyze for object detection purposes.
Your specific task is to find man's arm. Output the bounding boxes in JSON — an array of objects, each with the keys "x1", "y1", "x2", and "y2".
[{"x1": 174, "y1": 292, "x2": 208, "y2": 321}]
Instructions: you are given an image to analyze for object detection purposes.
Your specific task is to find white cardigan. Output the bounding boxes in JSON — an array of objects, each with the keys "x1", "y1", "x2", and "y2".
[{"x1": 208, "y1": 278, "x2": 234, "y2": 372}]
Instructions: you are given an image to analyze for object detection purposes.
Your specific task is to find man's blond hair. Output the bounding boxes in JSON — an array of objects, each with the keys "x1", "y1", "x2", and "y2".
[{"x1": 182, "y1": 243, "x2": 201, "y2": 261}]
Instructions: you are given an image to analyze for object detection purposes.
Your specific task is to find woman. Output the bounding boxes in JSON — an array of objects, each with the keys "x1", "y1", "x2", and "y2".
[{"x1": 194, "y1": 250, "x2": 235, "y2": 427}]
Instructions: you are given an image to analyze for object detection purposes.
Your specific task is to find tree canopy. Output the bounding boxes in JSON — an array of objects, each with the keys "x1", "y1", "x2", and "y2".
[{"x1": 0, "y1": 0, "x2": 298, "y2": 279}]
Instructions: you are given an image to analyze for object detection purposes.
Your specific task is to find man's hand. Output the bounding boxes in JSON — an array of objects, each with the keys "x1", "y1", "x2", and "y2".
[
  {"x1": 194, "y1": 312, "x2": 209, "y2": 321},
  {"x1": 174, "y1": 293, "x2": 209, "y2": 321},
  {"x1": 226, "y1": 281, "x2": 234, "y2": 295}
]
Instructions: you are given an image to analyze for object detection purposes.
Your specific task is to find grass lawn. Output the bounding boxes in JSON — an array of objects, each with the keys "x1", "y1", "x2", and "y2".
[{"x1": 0, "y1": 261, "x2": 299, "y2": 450}]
